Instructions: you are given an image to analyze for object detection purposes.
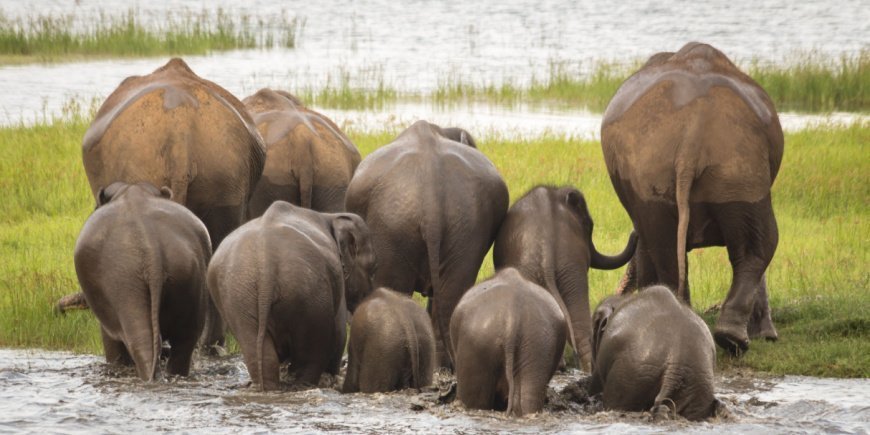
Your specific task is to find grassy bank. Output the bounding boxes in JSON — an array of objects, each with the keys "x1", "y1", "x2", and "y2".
[
  {"x1": 0, "y1": 9, "x2": 302, "y2": 63},
  {"x1": 0, "y1": 119, "x2": 867, "y2": 377}
]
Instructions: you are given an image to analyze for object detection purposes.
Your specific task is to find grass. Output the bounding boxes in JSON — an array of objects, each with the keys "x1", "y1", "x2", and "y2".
[
  {"x1": 0, "y1": 9, "x2": 303, "y2": 64},
  {"x1": 0, "y1": 116, "x2": 867, "y2": 377}
]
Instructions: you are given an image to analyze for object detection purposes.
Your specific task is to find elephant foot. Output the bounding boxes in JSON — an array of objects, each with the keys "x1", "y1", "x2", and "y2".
[
  {"x1": 712, "y1": 398, "x2": 731, "y2": 420},
  {"x1": 201, "y1": 343, "x2": 227, "y2": 357},
  {"x1": 55, "y1": 292, "x2": 89, "y2": 315},
  {"x1": 714, "y1": 311, "x2": 751, "y2": 356},
  {"x1": 651, "y1": 401, "x2": 675, "y2": 422},
  {"x1": 748, "y1": 308, "x2": 779, "y2": 342}
]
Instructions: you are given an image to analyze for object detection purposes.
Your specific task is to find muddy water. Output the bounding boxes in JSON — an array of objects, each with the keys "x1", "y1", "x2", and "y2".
[{"x1": 1, "y1": 349, "x2": 867, "y2": 433}]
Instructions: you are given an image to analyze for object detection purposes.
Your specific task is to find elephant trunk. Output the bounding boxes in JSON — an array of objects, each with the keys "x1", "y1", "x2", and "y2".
[
  {"x1": 561, "y1": 276, "x2": 594, "y2": 372},
  {"x1": 591, "y1": 231, "x2": 638, "y2": 270}
]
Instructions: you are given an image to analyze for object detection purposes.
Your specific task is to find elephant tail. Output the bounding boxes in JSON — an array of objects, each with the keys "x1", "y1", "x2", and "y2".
[
  {"x1": 423, "y1": 212, "x2": 450, "y2": 365},
  {"x1": 675, "y1": 159, "x2": 694, "y2": 303},
  {"x1": 398, "y1": 309, "x2": 422, "y2": 388},
  {"x1": 504, "y1": 326, "x2": 520, "y2": 416},
  {"x1": 145, "y1": 259, "x2": 163, "y2": 382},
  {"x1": 255, "y1": 257, "x2": 273, "y2": 390},
  {"x1": 298, "y1": 138, "x2": 316, "y2": 209}
]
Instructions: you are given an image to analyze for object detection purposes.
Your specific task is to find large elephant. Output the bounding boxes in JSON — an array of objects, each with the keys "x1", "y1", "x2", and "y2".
[
  {"x1": 78, "y1": 57, "x2": 267, "y2": 348},
  {"x1": 74, "y1": 182, "x2": 211, "y2": 381},
  {"x1": 493, "y1": 186, "x2": 637, "y2": 372},
  {"x1": 345, "y1": 120, "x2": 509, "y2": 367},
  {"x1": 600, "y1": 42, "x2": 783, "y2": 354},
  {"x1": 242, "y1": 89, "x2": 362, "y2": 216},
  {"x1": 342, "y1": 287, "x2": 436, "y2": 393},
  {"x1": 207, "y1": 201, "x2": 375, "y2": 390},
  {"x1": 450, "y1": 268, "x2": 566, "y2": 417},
  {"x1": 590, "y1": 285, "x2": 726, "y2": 421}
]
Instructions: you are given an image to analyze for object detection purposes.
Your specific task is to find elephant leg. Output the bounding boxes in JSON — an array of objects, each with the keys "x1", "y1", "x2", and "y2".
[
  {"x1": 342, "y1": 343, "x2": 361, "y2": 393},
  {"x1": 511, "y1": 358, "x2": 558, "y2": 416},
  {"x1": 748, "y1": 272, "x2": 778, "y2": 341},
  {"x1": 432, "y1": 253, "x2": 485, "y2": 369},
  {"x1": 226, "y1": 311, "x2": 280, "y2": 390},
  {"x1": 371, "y1": 234, "x2": 421, "y2": 296},
  {"x1": 632, "y1": 206, "x2": 680, "y2": 294},
  {"x1": 712, "y1": 197, "x2": 778, "y2": 355},
  {"x1": 455, "y1": 339, "x2": 502, "y2": 411},
  {"x1": 358, "y1": 351, "x2": 402, "y2": 393},
  {"x1": 101, "y1": 327, "x2": 133, "y2": 366},
  {"x1": 291, "y1": 314, "x2": 334, "y2": 387},
  {"x1": 162, "y1": 280, "x2": 206, "y2": 377}
]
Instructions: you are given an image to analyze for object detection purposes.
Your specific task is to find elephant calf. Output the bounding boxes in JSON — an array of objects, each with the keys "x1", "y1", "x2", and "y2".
[
  {"x1": 450, "y1": 268, "x2": 566, "y2": 417},
  {"x1": 207, "y1": 201, "x2": 376, "y2": 390},
  {"x1": 74, "y1": 182, "x2": 211, "y2": 381},
  {"x1": 343, "y1": 287, "x2": 436, "y2": 393},
  {"x1": 590, "y1": 285, "x2": 726, "y2": 421}
]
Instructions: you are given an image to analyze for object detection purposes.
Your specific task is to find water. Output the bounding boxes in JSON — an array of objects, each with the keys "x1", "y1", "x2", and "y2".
[
  {"x1": 1, "y1": 349, "x2": 867, "y2": 433},
  {"x1": 0, "y1": 0, "x2": 868, "y2": 127}
]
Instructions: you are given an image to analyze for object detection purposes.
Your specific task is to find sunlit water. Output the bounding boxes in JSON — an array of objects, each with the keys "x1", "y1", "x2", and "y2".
[{"x1": 1, "y1": 349, "x2": 868, "y2": 433}]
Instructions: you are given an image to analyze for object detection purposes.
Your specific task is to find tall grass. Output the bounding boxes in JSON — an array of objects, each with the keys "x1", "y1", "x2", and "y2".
[
  {"x1": 0, "y1": 118, "x2": 866, "y2": 376},
  {"x1": 0, "y1": 9, "x2": 303, "y2": 63}
]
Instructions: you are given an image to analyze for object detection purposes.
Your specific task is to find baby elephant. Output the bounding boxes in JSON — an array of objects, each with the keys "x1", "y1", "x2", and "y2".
[
  {"x1": 74, "y1": 182, "x2": 211, "y2": 381},
  {"x1": 208, "y1": 201, "x2": 376, "y2": 390},
  {"x1": 343, "y1": 287, "x2": 436, "y2": 393},
  {"x1": 450, "y1": 268, "x2": 566, "y2": 416},
  {"x1": 590, "y1": 285, "x2": 726, "y2": 421}
]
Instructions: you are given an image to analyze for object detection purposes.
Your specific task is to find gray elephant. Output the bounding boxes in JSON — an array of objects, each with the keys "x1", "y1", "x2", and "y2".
[
  {"x1": 243, "y1": 89, "x2": 362, "y2": 216},
  {"x1": 346, "y1": 120, "x2": 509, "y2": 367},
  {"x1": 207, "y1": 201, "x2": 375, "y2": 390},
  {"x1": 70, "y1": 58, "x2": 267, "y2": 349},
  {"x1": 493, "y1": 186, "x2": 636, "y2": 372},
  {"x1": 342, "y1": 287, "x2": 436, "y2": 393},
  {"x1": 74, "y1": 182, "x2": 211, "y2": 381},
  {"x1": 601, "y1": 42, "x2": 783, "y2": 354},
  {"x1": 590, "y1": 285, "x2": 725, "y2": 421},
  {"x1": 450, "y1": 268, "x2": 566, "y2": 417}
]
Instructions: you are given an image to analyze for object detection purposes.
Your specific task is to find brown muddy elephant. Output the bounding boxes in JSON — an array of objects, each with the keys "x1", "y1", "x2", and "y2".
[
  {"x1": 493, "y1": 186, "x2": 637, "y2": 372},
  {"x1": 600, "y1": 42, "x2": 783, "y2": 355},
  {"x1": 242, "y1": 89, "x2": 362, "y2": 216},
  {"x1": 450, "y1": 268, "x2": 566, "y2": 417},
  {"x1": 590, "y1": 285, "x2": 727, "y2": 421},
  {"x1": 345, "y1": 120, "x2": 510, "y2": 368},
  {"x1": 342, "y1": 287, "x2": 436, "y2": 393},
  {"x1": 74, "y1": 182, "x2": 211, "y2": 381},
  {"x1": 76, "y1": 58, "x2": 266, "y2": 349},
  {"x1": 207, "y1": 201, "x2": 376, "y2": 391}
]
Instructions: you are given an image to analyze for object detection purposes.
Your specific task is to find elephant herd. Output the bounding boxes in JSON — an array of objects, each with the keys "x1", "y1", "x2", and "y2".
[{"x1": 61, "y1": 42, "x2": 782, "y2": 422}]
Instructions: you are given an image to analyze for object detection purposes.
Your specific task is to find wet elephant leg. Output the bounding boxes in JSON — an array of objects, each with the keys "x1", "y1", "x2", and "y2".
[
  {"x1": 748, "y1": 272, "x2": 778, "y2": 341},
  {"x1": 455, "y1": 338, "x2": 502, "y2": 411},
  {"x1": 433, "y1": 244, "x2": 488, "y2": 369},
  {"x1": 101, "y1": 327, "x2": 133, "y2": 366}
]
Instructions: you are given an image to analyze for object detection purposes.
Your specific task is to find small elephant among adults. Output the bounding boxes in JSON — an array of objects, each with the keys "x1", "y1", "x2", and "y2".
[
  {"x1": 343, "y1": 287, "x2": 436, "y2": 393},
  {"x1": 207, "y1": 201, "x2": 376, "y2": 390},
  {"x1": 74, "y1": 182, "x2": 211, "y2": 381}
]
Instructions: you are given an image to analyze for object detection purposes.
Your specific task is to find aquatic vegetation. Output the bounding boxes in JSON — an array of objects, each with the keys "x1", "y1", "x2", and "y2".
[{"x1": 0, "y1": 119, "x2": 866, "y2": 377}]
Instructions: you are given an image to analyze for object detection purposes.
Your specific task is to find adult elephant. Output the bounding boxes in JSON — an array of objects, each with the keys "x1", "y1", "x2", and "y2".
[
  {"x1": 493, "y1": 186, "x2": 637, "y2": 372},
  {"x1": 79, "y1": 58, "x2": 266, "y2": 348},
  {"x1": 590, "y1": 285, "x2": 726, "y2": 421},
  {"x1": 345, "y1": 120, "x2": 509, "y2": 368},
  {"x1": 242, "y1": 89, "x2": 362, "y2": 217},
  {"x1": 600, "y1": 42, "x2": 783, "y2": 354}
]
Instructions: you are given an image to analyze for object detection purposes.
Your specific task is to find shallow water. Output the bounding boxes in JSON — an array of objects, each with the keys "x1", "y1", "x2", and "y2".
[{"x1": 1, "y1": 349, "x2": 868, "y2": 433}]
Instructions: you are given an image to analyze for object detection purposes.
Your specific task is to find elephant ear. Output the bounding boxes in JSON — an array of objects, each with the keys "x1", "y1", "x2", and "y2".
[
  {"x1": 591, "y1": 300, "x2": 615, "y2": 365},
  {"x1": 159, "y1": 186, "x2": 174, "y2": 200},
  {"x1": 331, "y1": 215, "x2": 358, "y2": 278},
  {"x1": 564, "y1": 189, "x2": 593, "y2": 234},
  {"x1": 96, "y1": 182, "x2": 125, "y2": 208}
]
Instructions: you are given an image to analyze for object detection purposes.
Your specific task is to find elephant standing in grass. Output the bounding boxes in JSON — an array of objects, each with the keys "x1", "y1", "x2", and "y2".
[
  {"x1": 74, "y1": 182, "x2": 211, "y2": 381},
  {"x1": 601, "y1": 42, "x2": 783, "y2": 354},
  {"x1": 207, "y1": 201, "x2": 376, "y2": 390},
  {"x1": 343, "y1": 287, "x2": 436, "y2": 393},
  {"x1": 493, "y1": 186, "x2": 636, "y2": 371},
  {"x1": 70, "y1": 58, "x2": 267, "y2": 349},
  {"x1": 346, "y1": 120, "x2": 509, "y2": 368},
  {"x1": 243, "y1": 89, "x2": 361, "y2": 216},
  {"x1": 590, "y1": 285, "x2": 726, "y2": 421},
  {"x1": 450, "y1": 268, "x2": 566, "y2": 417}
]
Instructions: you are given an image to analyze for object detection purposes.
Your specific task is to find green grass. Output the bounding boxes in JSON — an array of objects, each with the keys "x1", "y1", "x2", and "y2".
[
  {"x1": 0, "y1": 9, "x2": 302, "y2": 63},
  {"x1": 0, "y1": 118, "x2": 867, "y2": 377}
]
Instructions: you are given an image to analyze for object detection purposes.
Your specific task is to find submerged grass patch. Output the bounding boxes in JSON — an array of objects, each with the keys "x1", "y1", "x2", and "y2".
[{"x1": 0, "y1": 119, "x2": 867, "y2": 377}]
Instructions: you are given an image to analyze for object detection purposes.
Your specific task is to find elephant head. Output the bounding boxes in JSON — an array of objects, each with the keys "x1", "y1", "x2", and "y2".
[
  {"x1": 96, "y1": 182, "x2": 173, "y2": 208},
  {"x1": 330, "y1": 213, "x2": 377, "y2": 312}
]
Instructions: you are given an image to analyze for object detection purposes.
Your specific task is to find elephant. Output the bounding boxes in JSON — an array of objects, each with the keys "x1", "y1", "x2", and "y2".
[
  {"x1": 345, "y1": 120, "x2": 509, "y2": 368},
  {"x1": 207, "y1": 201, "x2": 376, "y2": 390},
  {"x1": 242, "y1": 89, "x2": 362, "y2": 217},
  {"x1": 74, "y1": 182, "x2": 211, "y2": 381},
  {"x1": 70, "y1": 57, "x2": 267, "y2": 349},
  {"x1": 449, "y1": 268, "x2": 566, "y2": 417},
  {"x1": 600, "y1": 42, "x2": 783, "y2": 354},
  {"x1": 493, "y1": 185, "x2": 637, "y2": 372},
  {"x1": 589, "y1": 285, "x2": 726, "y2": 421},
  {"x1": 342, "y1": 287, "x2": 436, "y2": 393}
]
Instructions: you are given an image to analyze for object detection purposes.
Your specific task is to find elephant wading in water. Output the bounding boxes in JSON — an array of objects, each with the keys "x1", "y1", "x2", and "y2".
[
  {"x1": 590, "y1": 285, "x2": 726, "y2": 421},
  {"x1": 450, "y1": 268, "x2": 566, "y2": 417},
  {"x1": 67, "y1": 58, "x2": 267, "y2": 349},
  {"x1": 243, "y1": 89, "x2": 362, "y2": 216},
  {"x1": 74, "y1": 182, "x2": 211, "y2": 381},
  {"x1": 493, "y1": 186, "x2": 636, "y2": 371},
  {"x1": 342, "y1": 287, "x2": 436, "y2": 393},
  {"x1": 601, "y1": 42, "x2": 784, "y2": 354},
  {"x1": 207, "y1": 201, "x2": 376, "y2": 390},
  {"x1": 346, "y1": 120, "x2": 509, "y2": 367}
]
